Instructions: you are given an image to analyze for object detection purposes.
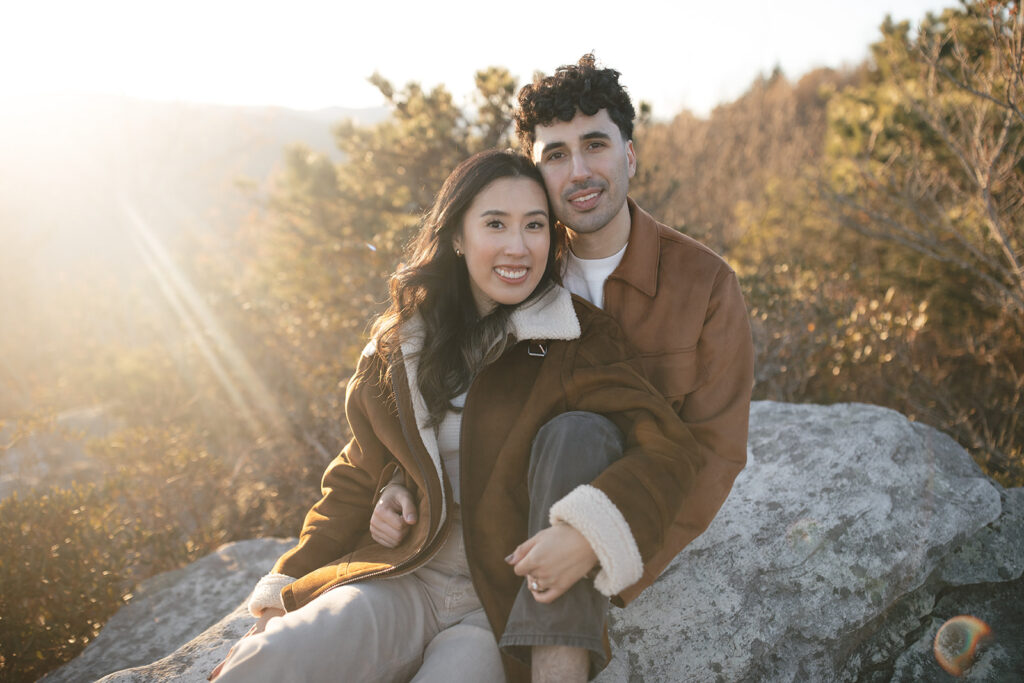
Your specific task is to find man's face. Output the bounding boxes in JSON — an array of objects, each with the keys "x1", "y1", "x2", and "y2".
[{"x1": 531, "y1": 109, "x2": 636, "y2": 235}]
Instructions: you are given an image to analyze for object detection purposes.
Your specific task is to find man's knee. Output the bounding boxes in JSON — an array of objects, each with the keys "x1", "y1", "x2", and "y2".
[
  {"x1": 534, "y1": 412, "x2": 623, "y2": 453},
  {"x1": 529, "y1": 412, "x2": 624, "y2": 487}
]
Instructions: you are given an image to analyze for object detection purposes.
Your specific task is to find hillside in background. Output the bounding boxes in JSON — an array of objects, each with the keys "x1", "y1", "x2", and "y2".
[{"x1": 0, "y1": 93, "x2": 385, "y2": 254}]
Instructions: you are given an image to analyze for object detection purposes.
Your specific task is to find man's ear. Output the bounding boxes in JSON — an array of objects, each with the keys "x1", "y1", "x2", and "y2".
[{"x1": 626, "y1": 140, "x2": 637, "y2": 178}]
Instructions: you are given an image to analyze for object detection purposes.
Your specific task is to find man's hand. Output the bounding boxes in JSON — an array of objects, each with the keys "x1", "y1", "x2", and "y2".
[
  {"x1": 370, "y1": 483, "x2": 417, "y2": 547},
  {"x1": 506, "y1": 523, "x2": 598, "y2": 603},
  {"x1": 208, "y1": 607, "x2": 284, "y2": 680}
]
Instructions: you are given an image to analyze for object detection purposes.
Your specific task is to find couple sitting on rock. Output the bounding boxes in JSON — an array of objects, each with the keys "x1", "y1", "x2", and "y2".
[{"x1": 210, "y1": 54, "x2": 754, "y2": 683}]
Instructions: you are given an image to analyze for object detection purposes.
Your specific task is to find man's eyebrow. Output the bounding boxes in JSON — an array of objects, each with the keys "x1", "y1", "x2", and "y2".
[
  {"x1": 539, "y1": 131, "x2": 612, "y2": 154},
  {"x1": 539, "y1": 140, "x2": 567, "y2": 154}
]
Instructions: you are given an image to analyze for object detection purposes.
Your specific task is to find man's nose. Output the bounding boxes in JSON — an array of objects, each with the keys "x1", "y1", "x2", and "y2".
[{"x1": 569, "y1": 153, "x2": 591, "y2": 182}]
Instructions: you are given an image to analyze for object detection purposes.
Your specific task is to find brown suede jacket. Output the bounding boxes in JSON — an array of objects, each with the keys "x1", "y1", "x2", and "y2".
[
  {"x1": 606, "y1": 199, "x2": 755, "y2": 604},
  {"x1": 257, "y1": 285, "x2": 703, "y2": 682}
]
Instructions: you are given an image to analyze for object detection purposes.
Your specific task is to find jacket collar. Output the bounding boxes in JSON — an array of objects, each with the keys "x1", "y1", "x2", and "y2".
[
  {"x1": 360, "y1": 283, "x2": 580, "y2": 362},
  {"x1": 607, "y1": 197, "x2": 660, "y2": 298},
  {"x1": 508, "y1": 283, "x2": 581, "y2": 342},
  {"x1": 398, "y1": 283, "x2": 580, "y2": 364}
]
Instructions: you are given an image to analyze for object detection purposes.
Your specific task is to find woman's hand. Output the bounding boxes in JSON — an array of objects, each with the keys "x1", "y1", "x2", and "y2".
[
  {"x1": 370, "y1": 483, "x2": 417, "y2": 547},
  {"x1": 208, "y1": 607, "x2": 284, "y2": 680},
  {"x1": 506, "y1": 523, "x2": 598, "y2": 603},
  {"x1": 249, "y1": 607, "x2": 284, "y2": 634}
]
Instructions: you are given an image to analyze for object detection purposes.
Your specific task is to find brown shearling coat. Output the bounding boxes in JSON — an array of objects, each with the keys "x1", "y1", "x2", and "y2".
[{"x1": 270, "y1": 286, "x2": 703, "y2": 681}]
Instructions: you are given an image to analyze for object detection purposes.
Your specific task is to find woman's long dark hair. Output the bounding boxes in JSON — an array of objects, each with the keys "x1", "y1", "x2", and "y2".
[{"x1": 369, "y1": 150, "x2": 565, "y2": 427}]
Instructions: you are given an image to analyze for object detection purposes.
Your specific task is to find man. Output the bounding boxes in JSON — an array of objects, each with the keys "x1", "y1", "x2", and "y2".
[{"x1": 507, "y1": 53, "x2": 755, "y2": 680}]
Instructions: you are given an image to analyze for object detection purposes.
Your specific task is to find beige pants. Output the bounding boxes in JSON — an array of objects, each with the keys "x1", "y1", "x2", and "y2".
[{"x1": 216, "y1": 510, "x2": 505, "y2": 683}]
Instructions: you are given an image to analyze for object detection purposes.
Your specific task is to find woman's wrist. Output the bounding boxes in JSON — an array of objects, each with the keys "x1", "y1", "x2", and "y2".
[{"x1": 247, "y1": 573, "x2": 292, "y2": 618}]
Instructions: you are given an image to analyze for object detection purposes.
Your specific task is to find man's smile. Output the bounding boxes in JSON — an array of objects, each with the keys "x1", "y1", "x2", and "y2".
[{"x1": 566, "y1": 186, "x2": 604, "y2": 211}]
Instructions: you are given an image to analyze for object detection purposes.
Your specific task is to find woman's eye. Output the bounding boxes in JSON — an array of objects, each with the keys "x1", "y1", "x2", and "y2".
[
  {"x1": 486, "y1": 220, "x2": 504, "y2": 229},
  {"x1": 526, "y1": 222, "x2": 546, "y2": 231}
]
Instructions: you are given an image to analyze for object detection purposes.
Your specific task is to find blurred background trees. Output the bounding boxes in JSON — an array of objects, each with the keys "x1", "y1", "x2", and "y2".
[
  {"x1": 635, "y1": 5, "x2": 1021, "y2": 492},
  {"x1": 820, "y1": 2, "x2": 1023, "y2": 479},
  {"x1": 1, "y1": 2, "x2": 1021, "y2": 679}
]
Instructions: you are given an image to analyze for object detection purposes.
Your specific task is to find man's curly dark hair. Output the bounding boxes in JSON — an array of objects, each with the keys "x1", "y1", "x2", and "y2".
[{"x1": 514, "y1": 53, "x2": 636, "y2": 154}]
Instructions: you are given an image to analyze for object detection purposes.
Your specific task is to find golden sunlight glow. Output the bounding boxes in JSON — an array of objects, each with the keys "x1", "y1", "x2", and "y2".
[
  {"x1": 122, "y1": 202, "x2": 288, "y2": 443},
  {"x1": 0, "y1": 0, "x2": 951, "y2": 117}
]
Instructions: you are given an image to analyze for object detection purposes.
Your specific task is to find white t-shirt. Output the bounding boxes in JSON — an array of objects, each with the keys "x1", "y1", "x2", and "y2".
[{"x1": 563, "y1": 243, "x2": 628, "y2": 309}]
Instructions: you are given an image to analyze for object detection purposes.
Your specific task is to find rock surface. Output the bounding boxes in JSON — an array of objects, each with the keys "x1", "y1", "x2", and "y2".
[
  {"x1": 597, "y1": 403, "x2": 1020, "y2": 683},
  {"x1": 53, "y1": 402, "x2": 1022, "y2": 682}
]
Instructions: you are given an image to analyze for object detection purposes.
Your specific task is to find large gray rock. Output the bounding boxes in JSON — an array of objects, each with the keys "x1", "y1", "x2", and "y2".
[
  {"x1": 597, "y1": 402, "x2": 1020, "y2": 682},
  {"x1": 61, "y1": 402, "x2": 1022, "y2": 682},
  {"x1": 854, "y1": 486, "x2": 1024, "y2": 682}
]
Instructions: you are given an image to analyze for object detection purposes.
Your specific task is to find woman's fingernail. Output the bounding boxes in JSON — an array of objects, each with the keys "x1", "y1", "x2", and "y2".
[{"x1": 504, "y1": 553, "x2": 514, "y2": 563}]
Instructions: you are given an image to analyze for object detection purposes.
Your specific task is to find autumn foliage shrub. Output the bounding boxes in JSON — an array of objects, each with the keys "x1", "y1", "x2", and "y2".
[
  {"x1": 0, "y1": 484, "x2": 132, "y2": 680},
  {"x1": 0, "y1": 419, "x2": 320, "y2": 681}
]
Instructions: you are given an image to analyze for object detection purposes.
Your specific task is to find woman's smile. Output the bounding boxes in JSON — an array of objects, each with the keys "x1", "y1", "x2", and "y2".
[{"x1": 494, "y1": 266, "x2": 530, "y2": 283}]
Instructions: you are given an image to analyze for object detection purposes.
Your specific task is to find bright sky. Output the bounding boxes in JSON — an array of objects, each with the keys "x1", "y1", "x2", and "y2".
[{"x1": 2, "y1": 0, "x2": 953, "y2": 118}]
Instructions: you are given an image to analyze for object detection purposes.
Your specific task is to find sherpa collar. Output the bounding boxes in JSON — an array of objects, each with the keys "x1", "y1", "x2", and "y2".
[
  {"x1": 393, "y1": 283, "x2": 581, "y2": 368},
  {"x1": 507, "y1": 284, "x2": 581, "y2": 342}
]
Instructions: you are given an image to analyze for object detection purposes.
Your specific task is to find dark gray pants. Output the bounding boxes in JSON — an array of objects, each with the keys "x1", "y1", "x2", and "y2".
[{"x1": 498, "y1": 411, "x2": 625, "y2": 674}]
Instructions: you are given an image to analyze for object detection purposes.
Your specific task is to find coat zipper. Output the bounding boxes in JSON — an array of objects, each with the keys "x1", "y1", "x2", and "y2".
[{"x1": 342, "y1": 351, "x2": 453, "y2": 584}]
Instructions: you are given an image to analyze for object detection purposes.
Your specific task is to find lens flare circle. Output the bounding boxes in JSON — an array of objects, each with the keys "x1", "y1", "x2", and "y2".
[
  {"x1": 785, "y1": 517, "x2": 821, "y2": 553},
  {"x1": 933, "y1": 615, "x2": 992, "y2": 676}
]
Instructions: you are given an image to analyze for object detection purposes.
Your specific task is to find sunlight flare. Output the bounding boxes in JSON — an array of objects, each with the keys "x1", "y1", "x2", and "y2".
[{"x1": 120, "y1": 200, "x2": 288, "y2": 441}]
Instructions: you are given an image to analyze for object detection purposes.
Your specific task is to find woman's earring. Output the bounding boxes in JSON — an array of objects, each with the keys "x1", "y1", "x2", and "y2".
[{"x1": 455, "y1": 248, "x2": 463, "y2": 257}]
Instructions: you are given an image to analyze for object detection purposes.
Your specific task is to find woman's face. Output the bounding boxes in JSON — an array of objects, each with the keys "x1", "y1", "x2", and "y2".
[{"x1": 453, "y1": 176, "x2": 551, "y2": 316}]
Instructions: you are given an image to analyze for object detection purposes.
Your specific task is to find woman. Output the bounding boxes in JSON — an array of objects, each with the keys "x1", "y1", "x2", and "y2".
[{"x1": 211, "y1": 150, "x2": 701, "y2": 682}]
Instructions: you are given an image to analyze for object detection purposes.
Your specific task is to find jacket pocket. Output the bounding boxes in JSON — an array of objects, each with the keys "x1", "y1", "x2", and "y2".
[{"x1": 640, "y1": 347, "x2": 702, "y2": 399}]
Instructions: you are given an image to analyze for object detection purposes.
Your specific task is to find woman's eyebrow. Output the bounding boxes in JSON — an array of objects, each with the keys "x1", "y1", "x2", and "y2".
[
  {"x1": 479, "y1": 209, "x2": 548, "y2": 217},
  {"x1": 480, "y1": 209, "x2": 510, "y2": 216}
]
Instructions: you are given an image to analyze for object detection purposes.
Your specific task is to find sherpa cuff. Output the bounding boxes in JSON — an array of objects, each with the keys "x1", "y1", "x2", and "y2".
[
  {"x1": 549, "y1": 484, "x2": 643, "y2": 597},
  {"x1": 247, "y1": 572, "x2": 293, "y2": 617}
]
